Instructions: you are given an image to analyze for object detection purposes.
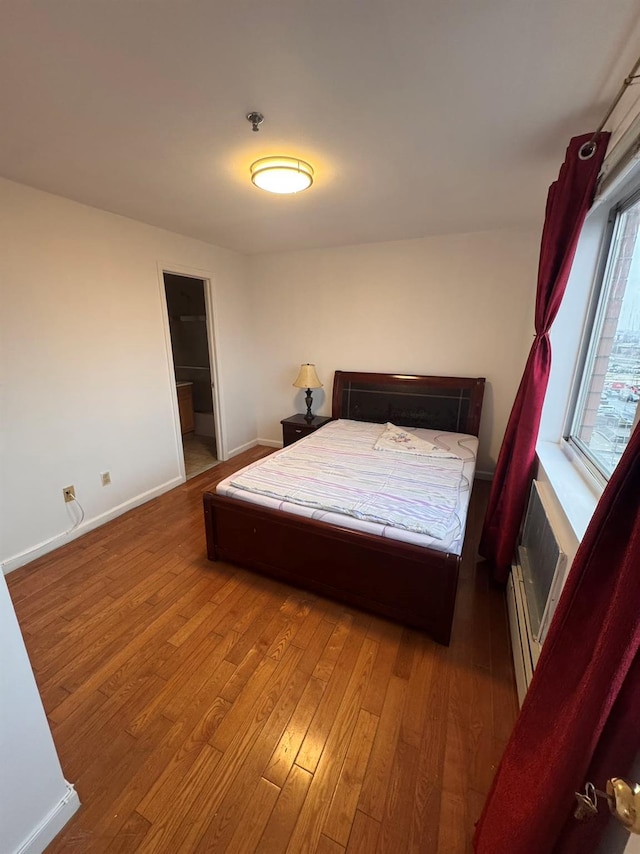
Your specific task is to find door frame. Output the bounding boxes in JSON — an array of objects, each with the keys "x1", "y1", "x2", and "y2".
[{"x1": 157, "y1": 262, "x2": 227, "y2": 478}]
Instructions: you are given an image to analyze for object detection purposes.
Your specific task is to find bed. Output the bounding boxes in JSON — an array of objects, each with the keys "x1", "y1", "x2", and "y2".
[{"x1": 203, "y1": 371, "x2": 485, "y2": 645}]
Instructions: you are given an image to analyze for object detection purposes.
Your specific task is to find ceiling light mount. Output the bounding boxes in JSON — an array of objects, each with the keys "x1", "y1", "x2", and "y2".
[{"x1": 246, "y1": 112, "x2": 264, "y2": 132}]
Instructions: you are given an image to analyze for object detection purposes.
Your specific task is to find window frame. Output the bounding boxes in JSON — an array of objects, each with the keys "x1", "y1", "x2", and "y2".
[{"x1": 564, "y1": 184, "x2": 640, "y2": 481}]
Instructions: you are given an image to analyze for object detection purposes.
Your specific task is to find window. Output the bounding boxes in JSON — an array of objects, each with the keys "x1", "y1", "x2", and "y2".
[{"x1": 568, "y1": 191, "x2": 640, "y2": 480}]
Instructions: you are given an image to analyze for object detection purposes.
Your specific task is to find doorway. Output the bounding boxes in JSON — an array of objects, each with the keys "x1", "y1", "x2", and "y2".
[{"x1": 163, "y1": 272, "x2": 219, "y2": 479}]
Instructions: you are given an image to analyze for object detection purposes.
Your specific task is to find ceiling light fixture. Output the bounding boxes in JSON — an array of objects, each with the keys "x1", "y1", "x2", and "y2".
[
  {"x1": 245, "y1": 112, "x2": 314, "y2": 194},
  {"x1": 250, "y1": 156, "x2": 314, "y2": 194}
]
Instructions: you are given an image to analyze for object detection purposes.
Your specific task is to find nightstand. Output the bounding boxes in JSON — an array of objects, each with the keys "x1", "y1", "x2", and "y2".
[{"x1": 281, "y1": 414, "x2": 332, "y2": 447}]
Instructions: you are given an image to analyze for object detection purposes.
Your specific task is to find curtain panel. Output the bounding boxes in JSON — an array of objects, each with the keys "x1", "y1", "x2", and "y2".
[
  {"x1": 479, "y1": 131, "x2": 610, "y2": 582},
  {"x1": 474, "y1": 420, "x2": 640, "y2": 852}
]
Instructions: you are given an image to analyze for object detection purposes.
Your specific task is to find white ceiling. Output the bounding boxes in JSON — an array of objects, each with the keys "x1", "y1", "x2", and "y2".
[{"x1": 0, "y1": 1, "x2": 639, "y2": 254}]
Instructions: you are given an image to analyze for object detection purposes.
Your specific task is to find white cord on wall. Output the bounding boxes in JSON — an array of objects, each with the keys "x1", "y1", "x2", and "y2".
[{"x1": 67, "y1": 495, "x2": 86, "y2": 532}]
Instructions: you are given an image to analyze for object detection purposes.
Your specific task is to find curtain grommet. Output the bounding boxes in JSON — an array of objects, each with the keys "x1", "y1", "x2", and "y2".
[{"x1": 579, "y1": 141, "x2": 597, "y2": 160}]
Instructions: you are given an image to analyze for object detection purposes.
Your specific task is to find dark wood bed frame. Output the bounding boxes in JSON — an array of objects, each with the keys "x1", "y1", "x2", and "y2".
[{"x1": 203, "y1": 371, "x2": 485, "y2": 645}]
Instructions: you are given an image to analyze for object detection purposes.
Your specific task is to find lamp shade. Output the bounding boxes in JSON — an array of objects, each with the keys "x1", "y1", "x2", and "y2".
[
  {"x1": 293, "y1": 363, "x2": 322, "y2": 389},
  {"x1": 250, "y1": 156, "x2": 314, "y2": 194}
]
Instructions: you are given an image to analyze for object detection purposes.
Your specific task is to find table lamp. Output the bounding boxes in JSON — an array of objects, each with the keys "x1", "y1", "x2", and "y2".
[{"x1": 293, "y1": 363, "x2": 323, "y2": 423}]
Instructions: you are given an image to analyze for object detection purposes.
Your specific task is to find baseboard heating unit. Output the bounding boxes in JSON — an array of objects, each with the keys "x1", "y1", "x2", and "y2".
[{"x1": 507, "y1": 480, "x2": 568, "y2": 706}]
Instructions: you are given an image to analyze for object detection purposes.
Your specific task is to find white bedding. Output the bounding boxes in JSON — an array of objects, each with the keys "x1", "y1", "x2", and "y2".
[
  {"x1": 373, "y1": 422, "x2": 459, "y2": 458},
  {"x1": 217, "y1": 419, "x2": 478, "y2": 556}
]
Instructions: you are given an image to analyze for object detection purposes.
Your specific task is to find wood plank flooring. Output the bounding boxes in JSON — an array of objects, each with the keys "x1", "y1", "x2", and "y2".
[{"x1": 7, "y1": 447, "x2": 519, "y2": 853}]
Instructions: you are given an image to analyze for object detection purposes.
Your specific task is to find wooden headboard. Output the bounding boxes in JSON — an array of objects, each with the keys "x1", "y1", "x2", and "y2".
[{"x1": 331, "y1": 371, "x2": 485, "y2": 436}]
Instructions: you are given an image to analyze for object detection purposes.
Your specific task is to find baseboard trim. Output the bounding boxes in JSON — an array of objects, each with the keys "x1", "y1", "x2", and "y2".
[
  {"x1": 227, "y1": 439, "x2": 259, "y2": 457},
  {"x1": 15, "y1": 782, "x2": 80, "y2": 854},
  {"x1": 2, "y1": 476, "x2": 184, "y2": 575},
  {"x1": 257, "y1": 438, "x2": 282, "y2": 448},
  {"x1": 475, "y1": 470, "x2": 494, "y2": 481}
]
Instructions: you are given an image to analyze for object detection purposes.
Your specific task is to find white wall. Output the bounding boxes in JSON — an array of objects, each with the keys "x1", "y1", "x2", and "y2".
[
  {"x1": 0, "y1": 571, "x2": 79, "y2": 854},
  {"x1": 0, "y1": 178, "x2": 254, "y2": 571},
  {"x1": 249, "y1": 227, "x2": 541, "y2": 473},
  {"x1": 625, "y1": 832, "x2": 640, "y2": 853}
]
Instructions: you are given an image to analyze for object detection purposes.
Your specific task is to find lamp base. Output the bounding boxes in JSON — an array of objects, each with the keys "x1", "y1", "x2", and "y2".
[{"x1": 304, "y1": 389, "x2": 314, "y2": 422}]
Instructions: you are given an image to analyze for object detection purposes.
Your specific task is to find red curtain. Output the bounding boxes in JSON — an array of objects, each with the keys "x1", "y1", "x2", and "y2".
[
  {"x1": 479, "y1": 132, "x2": 610, "y2": 581},
  {"x1": 474, "y1": 421, "x2": 640, "y2": 852}
]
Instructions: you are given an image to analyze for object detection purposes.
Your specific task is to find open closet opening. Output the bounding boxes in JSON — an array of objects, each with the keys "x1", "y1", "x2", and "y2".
[{"x1": 163, "y1": 272, "x2": 219, "y2": 479}]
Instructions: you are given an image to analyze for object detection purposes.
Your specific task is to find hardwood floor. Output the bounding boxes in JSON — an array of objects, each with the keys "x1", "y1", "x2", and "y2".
[{"x1": 7, "y1": 447, "x2": 519, "y2": 853}]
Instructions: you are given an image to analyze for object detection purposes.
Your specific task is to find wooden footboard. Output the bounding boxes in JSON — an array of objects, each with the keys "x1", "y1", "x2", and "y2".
[{"x1": 203, "y1": 492, "x2": 460, "y2": 645}]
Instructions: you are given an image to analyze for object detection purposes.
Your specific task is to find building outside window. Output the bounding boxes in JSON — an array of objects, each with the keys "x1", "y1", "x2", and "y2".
[{"x1": 568, "y1": 191, "x2": 640, "y2": 479}]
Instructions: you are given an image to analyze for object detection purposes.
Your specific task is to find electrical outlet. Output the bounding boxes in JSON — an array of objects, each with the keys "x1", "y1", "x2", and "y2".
[
  {"x1": 101, "y1": 471, "x2": 111, "y2": 486},
  {"x1": 63, "y1": 485, "x2": 75, "y2": 503}
]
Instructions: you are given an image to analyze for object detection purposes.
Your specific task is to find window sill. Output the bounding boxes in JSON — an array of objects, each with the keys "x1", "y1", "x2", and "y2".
[{"x1": 535, "y1": 440, "x2": 602, "y2": 544}]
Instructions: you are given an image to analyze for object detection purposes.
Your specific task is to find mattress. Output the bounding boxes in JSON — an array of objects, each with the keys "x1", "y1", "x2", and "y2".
[{"x1": 217, "y1": 419, "x2": 478, "y2": 556}]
